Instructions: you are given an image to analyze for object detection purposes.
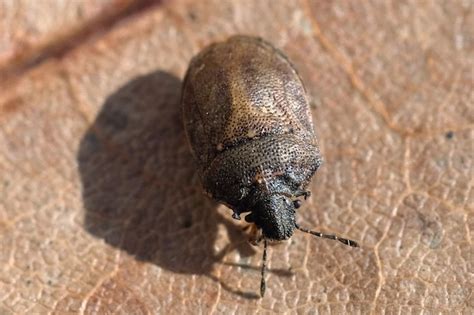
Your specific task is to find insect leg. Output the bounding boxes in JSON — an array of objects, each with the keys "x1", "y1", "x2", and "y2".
[
  {"x1": 295, "y1": 224, "x2": 359, "y2": 247},
  {"x1": 246, "y1": 223, "x2": 264, "y2": 246},
  {"x1": 294, "y1": 190, "x2": 311, "y2": 200}
]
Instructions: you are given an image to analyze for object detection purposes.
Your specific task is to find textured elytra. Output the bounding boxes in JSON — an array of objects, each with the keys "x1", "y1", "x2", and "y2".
[
  {"x1": 182, "y1": 35, "x2": 322, "y2": 240},
  {"x1": 182, "y1": 35, "x2": 318, "y2": 169}
]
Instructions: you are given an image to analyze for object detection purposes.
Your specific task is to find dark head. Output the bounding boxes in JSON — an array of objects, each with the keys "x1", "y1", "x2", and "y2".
[
  {"x1": 244, "y1": 191, "x2": 359, "y2": 298},
  {"x1": 248, "y1": 193, "x2": 297, "y2": 241}
]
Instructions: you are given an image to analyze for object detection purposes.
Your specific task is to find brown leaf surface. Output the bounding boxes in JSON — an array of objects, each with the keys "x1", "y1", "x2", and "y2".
[
  {"x1": 0, "y1": 0, "x2": 114, "y2": 61},
  {"x1": 0, "y1": 0, "x2": 472, "y2": 314}
]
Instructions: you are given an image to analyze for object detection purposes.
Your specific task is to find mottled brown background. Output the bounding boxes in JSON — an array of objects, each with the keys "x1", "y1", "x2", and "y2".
[{"x1": 0, "y1": 0, "x2": 472, "y2": 314}]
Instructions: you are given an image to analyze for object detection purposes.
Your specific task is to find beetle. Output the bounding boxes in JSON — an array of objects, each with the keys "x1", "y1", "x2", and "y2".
[{"x1": 181, "y1": 35, "x2": 358, "y2": 297}]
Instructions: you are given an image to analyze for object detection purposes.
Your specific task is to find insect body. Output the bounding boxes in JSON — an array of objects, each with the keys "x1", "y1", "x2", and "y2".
[{"x1": 182, "y1": 35, "x2": 358, "y2": 297}]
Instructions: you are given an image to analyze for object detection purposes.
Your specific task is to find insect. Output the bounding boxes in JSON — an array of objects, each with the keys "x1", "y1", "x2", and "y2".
[{"x1": 181, "y1": 35, "x2": 358, "y2": 297}]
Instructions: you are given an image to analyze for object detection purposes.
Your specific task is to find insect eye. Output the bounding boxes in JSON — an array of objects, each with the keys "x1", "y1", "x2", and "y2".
[{"x1": 293, "y1": 200, "x2": 302, "y2": 209}]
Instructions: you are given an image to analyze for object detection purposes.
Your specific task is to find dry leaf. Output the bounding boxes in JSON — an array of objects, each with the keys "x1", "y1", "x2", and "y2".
[{"x1": 0, "y1": 0, "x2": 472, "y2": 314}]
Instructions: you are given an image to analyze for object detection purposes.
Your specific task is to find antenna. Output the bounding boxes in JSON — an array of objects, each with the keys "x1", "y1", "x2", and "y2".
[
  {"x1": 295, "y1": 223, "x2": 359, "y2": 247},
  {"x1": 260, "y1": 238, "x2": 268, "y2": 297}
]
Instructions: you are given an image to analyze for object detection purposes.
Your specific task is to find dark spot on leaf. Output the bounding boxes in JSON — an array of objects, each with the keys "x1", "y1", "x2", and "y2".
[
  {"x1": 188, "y1": 11, "x2": 197, "y2": 21},
  {"x1": 445, "y1": 131, "x2": 454, "y2": 139}
]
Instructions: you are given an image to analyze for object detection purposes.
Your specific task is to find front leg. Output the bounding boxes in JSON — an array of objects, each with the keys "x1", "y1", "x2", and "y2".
[
  {"x1": 294, "y1": 189, "x2": 311, "y2": 200},
  {"x1": 232, "y1": 212, "x2": 241, "y2": 220},
  {"x1": 244, "y1": 223, "x2": 263, "y2": 246},
  {"x1": 279, "y1": 189, "x2": 311, "y2": 200}
]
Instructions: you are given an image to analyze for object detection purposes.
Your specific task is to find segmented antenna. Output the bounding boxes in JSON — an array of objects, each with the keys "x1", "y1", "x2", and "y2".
[
  {"x1": 260, "y1": 238, "x2": 268, "y2": 297},
  {"x1": 295, "y1": 224, "x2": 359, "y2": 247}
]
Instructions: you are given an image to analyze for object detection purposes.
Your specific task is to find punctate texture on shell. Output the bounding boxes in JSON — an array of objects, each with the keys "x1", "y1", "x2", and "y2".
[{"x1": 182, "y1": 36, "x2": 322, "y2": 222}]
